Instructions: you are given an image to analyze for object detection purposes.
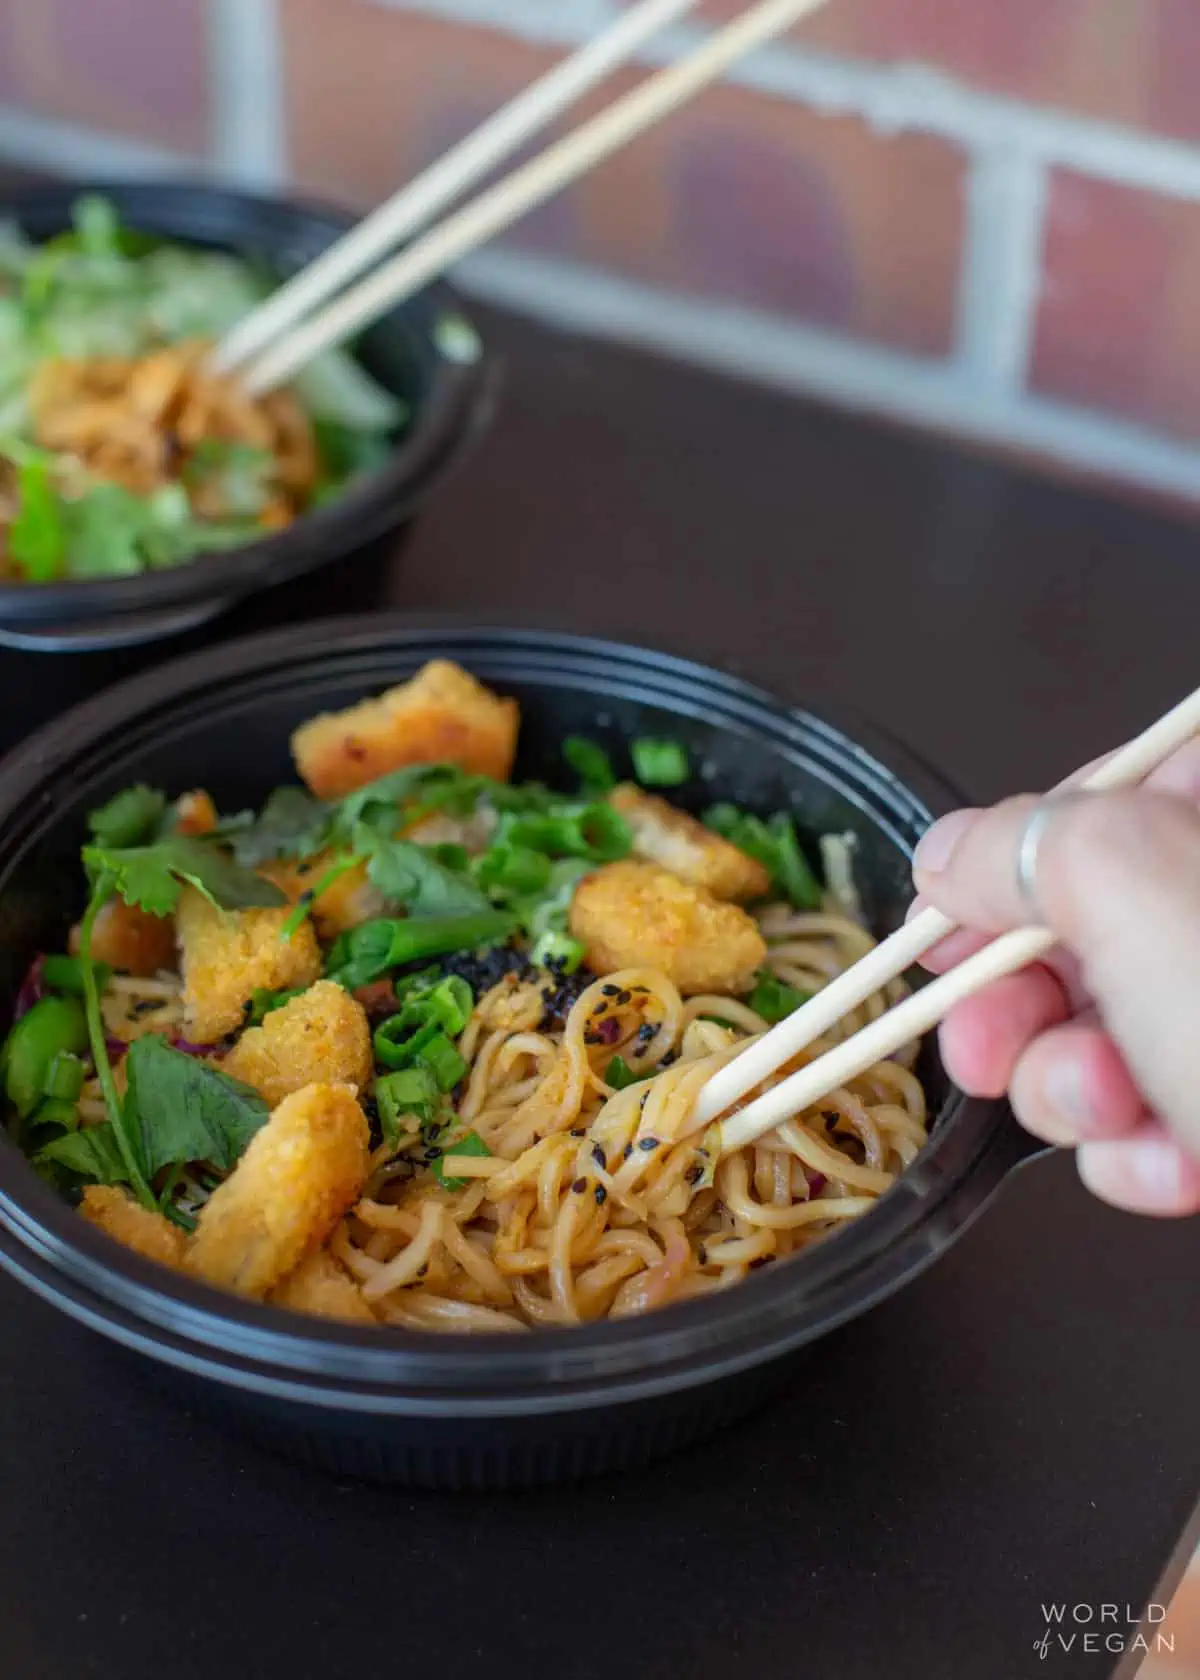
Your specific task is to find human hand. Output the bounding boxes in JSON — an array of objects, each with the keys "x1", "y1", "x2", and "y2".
[{"x1": 910, "y1": 740, "x2": 1200, "y2": 1216}]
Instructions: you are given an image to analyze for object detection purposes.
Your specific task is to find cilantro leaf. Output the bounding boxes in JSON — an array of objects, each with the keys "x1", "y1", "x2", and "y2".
[
  {"x1": 335, "y1": 763, "x2": 481, "y2": 833},
  {"x1": 355, "y1": 827, "x2": 490, "y2": 914},
  {"x1": 223, "y1": 786, "x2": 331, "y2": 866},
  {"x1": 37, "y1": 1122, "x2": 129, "y2": 1187},
  {"x1": 125, "y1": 1034, "x2": 269, "y2": 1177},
  {"x1": 87, "y1": 784, "x2": 167, "y2": 849},
  {"x1": 83, "y1": 834, "x2": 286, "y2": 917}
]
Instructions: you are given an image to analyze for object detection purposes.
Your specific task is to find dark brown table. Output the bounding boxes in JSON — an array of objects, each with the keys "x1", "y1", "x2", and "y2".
[{"x1": 1, "y1": 305, "x2": 1197, "y2": 1680}]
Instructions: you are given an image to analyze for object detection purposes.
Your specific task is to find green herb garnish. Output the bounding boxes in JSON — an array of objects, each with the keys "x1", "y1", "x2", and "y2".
[
  {"x1": 87, "y1": 784, "x2": 168, "y2": 850},
  {"x1": 563, "y1": 736, "x2": 615, "y2": 793},
  {"x1": 82, "y1": 834, "x2": 286, "y2": 918},
  {"x1": 703, "y1": 805, "x2": 821, "y2": 909},
  {"x1": 604, "y1": 1054, "x2": 644, "y2": 1091},
  {"x1": 748, "y1": 972, "x2": 810, "y2": 1024},
  {"x1": 631, "y1": 738, "x2": 690, "y2": 787},
  {"x1": 434, "y1": 1128, "x2": 490, "y2": 1190}
]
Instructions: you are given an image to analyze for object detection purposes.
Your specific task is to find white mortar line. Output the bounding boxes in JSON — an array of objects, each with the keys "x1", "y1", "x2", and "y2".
[
  {"x1": 957, "y1": 146, "x2": 1047, "y2": 391},
  {"x1": 1, "y1": 106, "x2": 1199, "y2": 503},
  {"x1": 372, "y1": 0, "x2": 1200, "y2": 203},
  {"x1": 0, "y1": 107, "x2": 192, "y2": 180},
  {"x1": 367, "y1": 0, "x2": 613, "y2": 44},
  {"x1": 459, "y1": 246, "x2": 1200, "y2": 500},
  {"x1": 208, "y1": 0, "x2": 286, "y2": 189}
]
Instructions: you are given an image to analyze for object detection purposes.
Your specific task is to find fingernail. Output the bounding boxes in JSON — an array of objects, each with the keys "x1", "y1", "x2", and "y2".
[
  {"x1": 912, "y1": 809, "x2": 978, "y2": 877},
  {"x1": 1126, "y1": 1137, "x2": 1187, "y2": 1202},
  {"x1": 1042, "y1": 1059, "x2": 1092, "y2": 1135}
]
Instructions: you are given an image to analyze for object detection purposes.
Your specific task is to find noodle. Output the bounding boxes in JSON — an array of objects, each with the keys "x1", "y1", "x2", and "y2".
[
  {"x1": 6, "y1": 659, "x2": 933, "y2": 1335},
  {"x1": 342, "y1": 906, "x2": 928, "y2": 1329}
]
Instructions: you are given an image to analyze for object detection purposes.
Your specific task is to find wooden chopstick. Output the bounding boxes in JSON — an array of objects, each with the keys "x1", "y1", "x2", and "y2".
[
  {"x1": 238, "y1": 0, "x2": 832, "y2": 396},
  {"x1": 211, "y1": 0, "x2": 705, "y2": 377},
  {"x1": 687, "y1": 681, "x2": 1200, "y2": 1153}
]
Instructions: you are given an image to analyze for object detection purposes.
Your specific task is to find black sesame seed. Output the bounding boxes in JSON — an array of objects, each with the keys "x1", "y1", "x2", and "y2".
[
  {"x1": 622, "y1": 1142, "x2": 633, "y2": 1160},
  {"x1": 417, "y1": 1264, "x2": 428, "y2": 1279},
  {"x1": 572, "y1": 1176, "x2": 588, "y2": 1194},
  {"x1": 615, "y1": 989, "x2": 631, "y2": 1005},
  {"x1": 594, "y1": 1185, "x2": 608, "y2": 1205},
  {"x1": 590, "y1": 1143, "x2": 606, "y2": 1169},
  {"x1": 601, "y1": 984, "x2": 621, "y2": 997},
  {"x1": 569, "y1": 1127, "x2": 585, "y2": 1138},
  {"x1": 636, "y1": 1022, "x2": 658, "y2": 1046},
  {"x1": 298, "y1": 889, "x2": 315, "y2": 906},
  {"x1": 638, "y1": 1136, "x2": 659, "y2": 1152}
]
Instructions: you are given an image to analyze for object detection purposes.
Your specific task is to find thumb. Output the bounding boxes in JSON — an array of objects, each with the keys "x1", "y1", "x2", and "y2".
[{"x1": 913, "y1": 788, "x2": 1200, "y2": 1159}]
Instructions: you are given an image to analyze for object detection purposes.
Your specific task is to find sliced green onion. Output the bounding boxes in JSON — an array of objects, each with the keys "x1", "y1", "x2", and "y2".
[
  {"x1": 604, "y1": 1054, "x2": 643, "y2": 1091},
  {"x1": 563, "y1": 736, "x2": 616, "y2": 792},
  {"x1": 766, "y1": 813, "x2": 821, "y2": 910},
  {"x1": 374, "y1": 1014, "x2": 440, "y2": 1071},
  {"x1": 434, "y1": 1128, "x2": 491, "y2": 1190},
  {"x1": 386, "y1": 909, "x2": 515, "y2": 968},
  {"x1": 748, "y1": 972, "x2": 810, "y2": 1024},
  {"x1": 702, "y1": 804, "x2": 822, "y2": 909},
  {"x1": 530, "y1": 929, "x2": 585, "y2": 973},
  {"x1": 631, "y1": 738, "x2": 690, "y2": 787},
  {"x1": 506, "y1": 803, "x2": 631, "y2": 862},
  {"x1": 327, "y1": 910, "x2": 515, "y2": 989},
  {"x1": 3, "y1": 995, "x2": 88, "y2": 1120},
  {"x1": 419, "y1": 1032, "x2": 468, "y2": 1092},
  {"x1": 474, "y1": 843, "x2": 551, "y2": 896},
  {"x1": 427, "y1": 975, "x2": 473, "y2": 1036},
  {"x1": 41, "y1": 954, "x2": 112, "y2": 997},
  {"x1": 375, "y1": 1068, "x2": 439, "y2": 1147},
  {"x1": 42, "y1": 1050, "x2": 86, "y2": 1102}
]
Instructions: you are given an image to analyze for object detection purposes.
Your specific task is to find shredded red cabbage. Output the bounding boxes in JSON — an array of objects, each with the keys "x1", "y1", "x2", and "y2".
[
  {"x1": 170, "y1": 1037, "x2": 220, "y2": 1057},
  {"x1": 807, "y1": 1172, "x2": 827, "y2": 1198},
  {"x1": 104, "y1": 1035, "x2": 129, "y2": 1061},
  {"x1": 13, "y1": 956, "x2": 45, "y2": 1022}
]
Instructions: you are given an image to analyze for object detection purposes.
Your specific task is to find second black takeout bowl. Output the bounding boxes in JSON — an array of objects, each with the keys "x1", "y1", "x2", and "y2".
[
  {"x1": 0, "y1": 183, "x2": 495, "y2": 652},
  {"x1": 0, "y1": 620, "x2": 1044, "y2": 1487}
]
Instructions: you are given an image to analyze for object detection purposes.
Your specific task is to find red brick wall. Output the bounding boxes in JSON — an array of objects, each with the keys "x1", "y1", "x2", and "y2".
[{"x1": 4, "y1": 0, "x2": 1200, "y2": 490}]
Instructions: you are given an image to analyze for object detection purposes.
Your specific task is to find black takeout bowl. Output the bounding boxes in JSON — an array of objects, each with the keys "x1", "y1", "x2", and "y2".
[
  {"x1": 0, "y1": 620, "x2": 1041, "y2": 1487},
  {"x1": 0, "y1": 183, "x2": 495, "y2": 652}
]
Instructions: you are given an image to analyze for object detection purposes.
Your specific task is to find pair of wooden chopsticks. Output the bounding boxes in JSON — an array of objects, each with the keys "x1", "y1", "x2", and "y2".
[
  {"x1": 211, "y1": 0, "x2": 831, "y2": 395},
  {"x1": 687, "y1": 685, "x2": 1200, "y2": 1156}
]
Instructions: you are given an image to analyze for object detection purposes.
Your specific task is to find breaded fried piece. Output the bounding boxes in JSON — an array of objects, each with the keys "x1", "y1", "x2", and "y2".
[
  {"x1": 223, "y1": 980, "x2": 372, "y2": 1108},
  {"x1": 569, "y1": 859, "x2": 766, "y2": 995},
  {"x1": 270, "y1": 1248, "x2": 375, "y2": 1324},
  {"x1": 186, "y1": 1083, "x2": 369, "y2": 1298},
  {"x1": 261, "y1": 851, "x2": 385, "y2": 938},
  {"x1": 609, "y1": 784, "x2": 769, "y2": 902},
  {"x1": 81, "y1": 1185, "x2": 186, "y2": 1270},
  {"x1": 291, "y1": 659, "x2": 519, "y2": 799},
  {"x1": 176, "y1": 887, "x2": 321, "y2": 1043},
  {"x1": 69, "y1": 898, "x2": 175, "y2": 976},
  {"x1": 174, "y1": 789, "x2": 218, "y2": 836}
]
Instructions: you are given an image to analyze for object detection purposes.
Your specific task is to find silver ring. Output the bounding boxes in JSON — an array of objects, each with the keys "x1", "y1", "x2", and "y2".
[{"x1": 1015, "y1": 791, "x2": 1088, "y2": 920}]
